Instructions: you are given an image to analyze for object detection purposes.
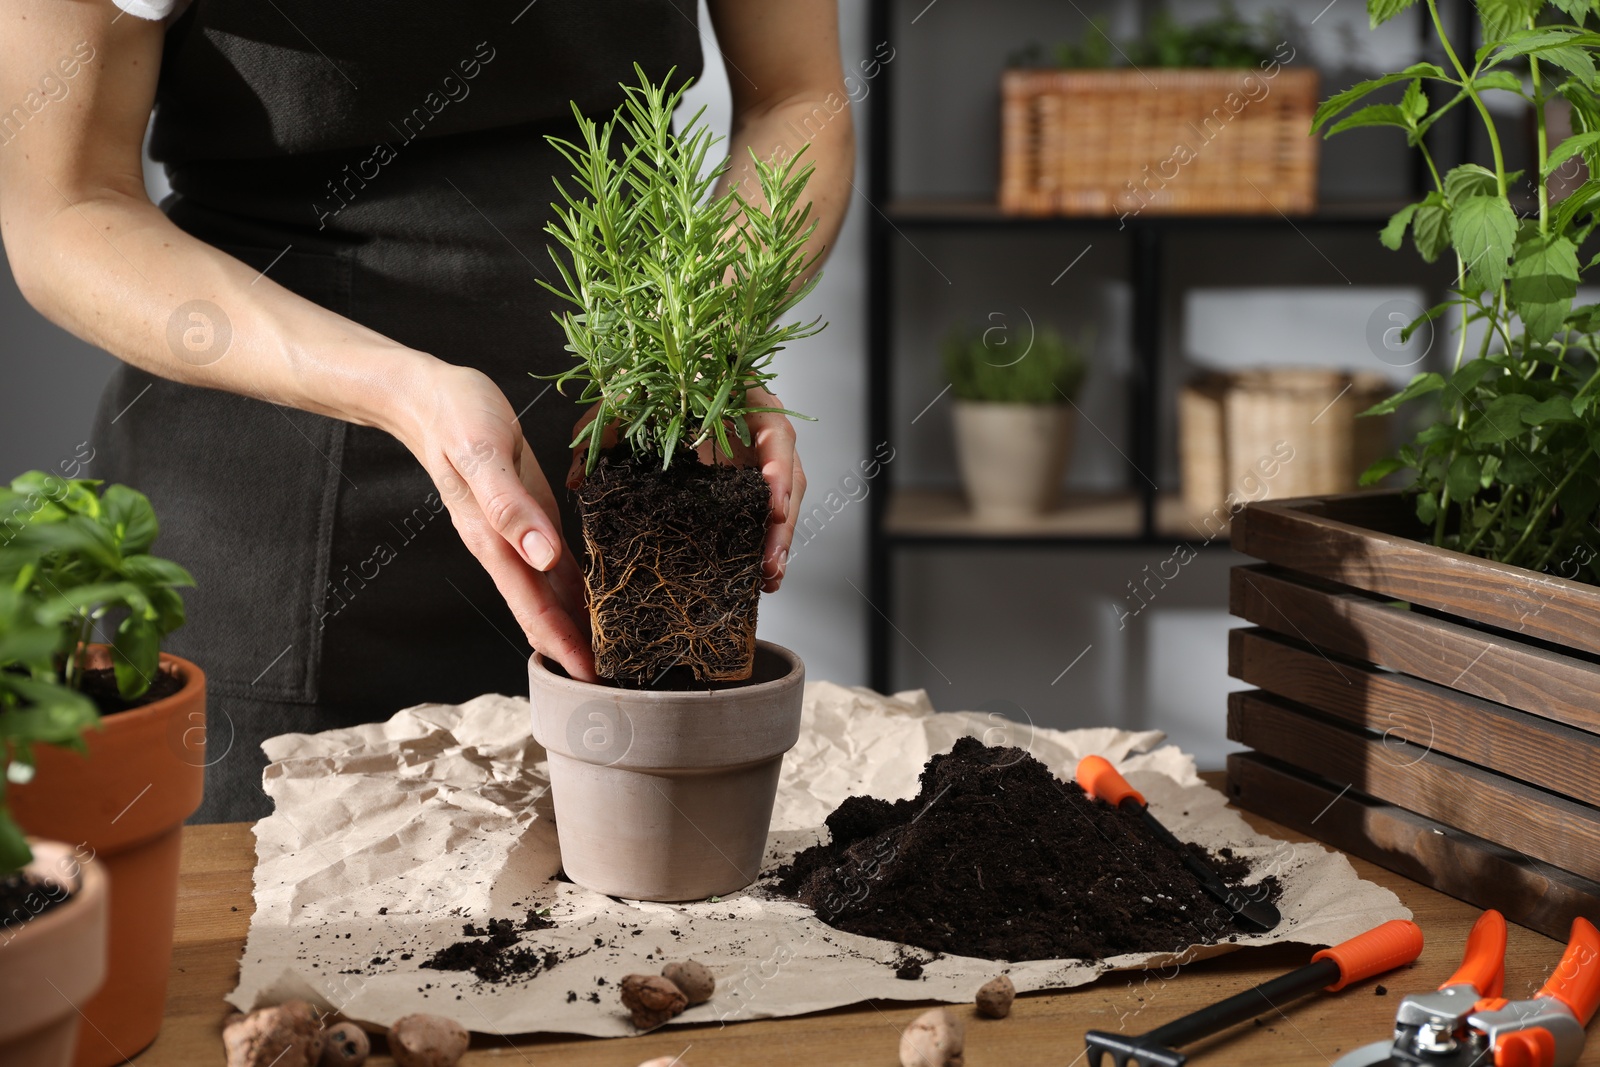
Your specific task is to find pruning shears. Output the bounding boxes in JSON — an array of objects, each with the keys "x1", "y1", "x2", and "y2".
[{"x1": 1333, "y1": 910, "x2": 1600, "y2": 1067}]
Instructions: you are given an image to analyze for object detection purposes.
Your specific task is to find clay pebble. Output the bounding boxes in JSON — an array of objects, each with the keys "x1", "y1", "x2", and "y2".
[
  {"x1": 899, "y1": 1007, "x2": 964, "y2": 1067},
  {"x1": 320, "y1": 1020, "x2": 371, "y2": 1066},
  {"x1": 620, "y1": 974, "x2": 689, "y2": 1030},
  {"x1": 222, "y1": 1000, "x2": 325, "y2": 1067},
  {"x1": 975, "y1": 974, "x2": 1016, "y2": 1019},
  {"x1": 661, "y1": 959, "x2": 715, "y2": 1005},
  {"x1": 388, "y1": 1013, "x2": 469, "y2": 1067}
]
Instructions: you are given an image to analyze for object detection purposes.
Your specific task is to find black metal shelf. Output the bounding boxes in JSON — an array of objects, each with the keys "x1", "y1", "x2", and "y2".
[
  {"x1": 859, "y1": 0, "x2": 1473, "y2": 692},
  {"x1": 883, "y1": 197, "x2": 1415, "y2": 229}
]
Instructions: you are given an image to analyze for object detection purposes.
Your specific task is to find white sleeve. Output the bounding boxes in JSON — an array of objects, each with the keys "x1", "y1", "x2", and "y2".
[{"x1": 110, "y1": 0, "x2": 191, "y2": 20}]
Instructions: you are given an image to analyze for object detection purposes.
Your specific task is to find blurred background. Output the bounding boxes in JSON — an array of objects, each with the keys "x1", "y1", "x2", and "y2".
[{"x1": 1, "y1": 0, "x2": 1508, "y2": 768}]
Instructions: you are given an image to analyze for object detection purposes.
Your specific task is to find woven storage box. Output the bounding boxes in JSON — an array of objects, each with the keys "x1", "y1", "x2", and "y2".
[
  {"x1": 999, "y1": 68, "x2": 1319, "y2": 216},
  {"x1": 1179, "y1": 368, "x2": 1391, "y2": 519}
]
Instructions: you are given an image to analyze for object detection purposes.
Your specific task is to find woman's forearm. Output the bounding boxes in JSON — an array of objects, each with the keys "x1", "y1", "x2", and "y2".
[
  {"x1": 706, "y1": 0, "x2": 854, "y2": 278},
  {"x1": 0, "y1": 3, "x2": 441, "y2": 448},
  {"x1": 717, "y1": 93, "x2": 856, "y2": 277},
  {"x1": 7, "y1": 188, "x2": 438, "y2": 443}
]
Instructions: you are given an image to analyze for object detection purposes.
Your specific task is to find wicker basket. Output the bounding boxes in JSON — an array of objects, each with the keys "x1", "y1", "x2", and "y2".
[
  {"x1": 999, "y1": 68, "x2": 1319, "y2": 216},
  {"x1": 1179, "y1": 368, "x2": 1391, "y2": 522}
]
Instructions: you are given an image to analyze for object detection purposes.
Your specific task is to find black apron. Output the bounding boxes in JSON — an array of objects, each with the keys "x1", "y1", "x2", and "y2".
[{"x1": 91, "y1": 0, "x2": 703, "y2": 822}]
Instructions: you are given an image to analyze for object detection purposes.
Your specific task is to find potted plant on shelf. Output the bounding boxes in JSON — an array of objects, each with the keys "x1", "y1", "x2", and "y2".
[
  {"x1": 0, "y1": 587, "x2": 109, "y2": 1067},
  {"x1": 944, "y1": 324, "x2": 1086, "y2": 522},
  {"x1": 527, "y1": 68, "x2": 815, "y2": 901},
  {"x1": 0, "y1": 472, "x2": 205, "y2": 1066},
  {"x1": 1224, "y1": 0, "x2": 1600, "y2": 935}
]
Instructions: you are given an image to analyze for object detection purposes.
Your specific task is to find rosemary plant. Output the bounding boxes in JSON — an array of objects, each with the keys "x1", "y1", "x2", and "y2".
[
  {"x1": 543, "y1": 66, "x2": 823, "y2": 471},
  {"x1": 1321, "y1": 0, "x2": 1600, "y2": 579}
]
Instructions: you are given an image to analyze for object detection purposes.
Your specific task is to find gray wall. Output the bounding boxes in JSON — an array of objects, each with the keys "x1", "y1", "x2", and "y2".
[{"x1": 0, "y1": 1, "x2": 1474, "y2": 769}]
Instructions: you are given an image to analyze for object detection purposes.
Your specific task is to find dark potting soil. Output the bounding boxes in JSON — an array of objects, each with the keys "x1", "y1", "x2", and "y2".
[
  {"x1": 78, "y1": 666, "x2": 184, "y2": 715},
  {"x1": 0, "y1": 870, "x2": 73, "y2": 926},
  {"x1": 575, "y1": 446, "x2": 769, "y2": 686},
  {"x1": 769, "y1": 737, "x2": 1280, "y2": 963},
  {"x1": 419, "y1": 917, "x2": 564, "y2": 984}
]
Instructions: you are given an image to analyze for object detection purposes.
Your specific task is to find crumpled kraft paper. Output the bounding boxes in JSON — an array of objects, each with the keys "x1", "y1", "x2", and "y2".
[{"x1": 226, "y1": 682, "x2": 1408, "y2": 1036}]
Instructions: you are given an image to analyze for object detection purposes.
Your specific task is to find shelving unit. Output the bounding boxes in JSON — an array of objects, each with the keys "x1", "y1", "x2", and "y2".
[{"x1": 862, "y1": 0, "x2": 1478, "y2": 693}]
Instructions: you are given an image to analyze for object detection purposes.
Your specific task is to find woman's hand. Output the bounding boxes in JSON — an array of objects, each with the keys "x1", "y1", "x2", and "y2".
[
  {"x1": 396, "y1": 363, "x2": 596, "y2": 681},
  {"x1": 566, "y1": 385, "x2": 805, "y2": 593}
]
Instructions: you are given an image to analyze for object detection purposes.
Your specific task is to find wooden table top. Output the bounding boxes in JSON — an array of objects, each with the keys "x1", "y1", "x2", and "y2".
[{"x1": 141, "y1": 788, "x2": 1600, "y2": 1066}]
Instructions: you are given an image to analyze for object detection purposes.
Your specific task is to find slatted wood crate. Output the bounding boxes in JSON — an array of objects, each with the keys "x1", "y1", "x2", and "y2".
[{"x1": 1224, "y1": 491, "x2": 1600, "y2": 938}]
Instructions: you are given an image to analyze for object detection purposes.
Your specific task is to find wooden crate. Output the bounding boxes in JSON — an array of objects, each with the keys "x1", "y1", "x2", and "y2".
[
  {"x1": 999, "y1": 67, "x2": 1319, "y2": 217},
  {"x1": 1225, "y1": 491, "x2": 1600, "y2": 936}
]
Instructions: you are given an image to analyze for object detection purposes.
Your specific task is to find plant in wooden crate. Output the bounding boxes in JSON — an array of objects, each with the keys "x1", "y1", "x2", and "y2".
[
  {"x1": 1316, "y1": 0, "x2": 1600, "y2": 578},
  {"x1": 0, "y1": 472, "x2": 206, "y2": 1065},
  {"x1": 543, "y1": 66, "x2": 821, "y2": 685},
  {"x1": 1223, "y1": 0, "x2": 1600, "y2": 941},
  {"x1": 0, "y1": 586, "x2": 108, "y2": 1067},
  {"x1": 943, "y1": 324, "x2": 1086, "y2": 520}
]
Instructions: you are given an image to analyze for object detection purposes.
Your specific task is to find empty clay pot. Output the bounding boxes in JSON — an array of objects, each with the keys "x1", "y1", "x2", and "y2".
[
  {"x1": 952, "y1": 401, "x2": 1075, "y2": 520},
  {"x1": 8, "y1": 650, "x2": 206, "y2": 1066},
  {"x1": 0, "y1": 840, "x2": 110, "y2": 1067},
  {"x1": 529, "y1": 641, "x2": 804, "y2": 901}
]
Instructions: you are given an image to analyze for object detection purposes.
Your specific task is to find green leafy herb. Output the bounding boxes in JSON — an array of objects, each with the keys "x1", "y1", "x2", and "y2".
[
  {"x1": 1335, "y1": 0, "x2": 1600, "y2": 578},
  {"x1": 542, "y1": 66, "x2": 824, "y2": 470},
  {"x1": 0, "y1": 473, "x2": 192, "y2": 873}
]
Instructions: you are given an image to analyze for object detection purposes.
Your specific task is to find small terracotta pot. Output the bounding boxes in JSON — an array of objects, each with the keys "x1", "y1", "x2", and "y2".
[
  {"x1": 952, "y1": 401, "x2": 1076, "y2": 520},
  {"x1": 8, "y1": 650, "x2": 206, "y2": 1067},
  {"x1": 0, "y1": 840, "x2": 110, "y2": 1067},
  {"x1": 529, "y1": 641, "x2": 804, "y2": 901}
]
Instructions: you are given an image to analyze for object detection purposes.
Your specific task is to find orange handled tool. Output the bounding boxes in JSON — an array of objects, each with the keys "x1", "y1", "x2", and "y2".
[
  {"x1": 1334, "y1": 911, "x2": 1600, "y2": 1067},
  {"x1": 1537, "y1": 917, "x2": 1600, "y2": 1027},
  {"x1": 1085, "y1": 920, "x2": 1424, "y2": 1067},
  {"x1": 1075, "y1": 754, "x2": 1279, "y2": 932}
]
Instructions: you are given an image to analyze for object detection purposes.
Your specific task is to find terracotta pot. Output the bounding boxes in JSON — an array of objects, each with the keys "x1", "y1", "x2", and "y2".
[
  {"x1": 951, "y1": 401, "x2": 1075, "y2": 520},
  {"x1": 528, "y1": 641, "x2": 804, "y2": 901},
  {"x1": 8, "y1": 650, "x2": 206, "y2": 1067},
  {"x1": 0, "y1": 840, "x2": 110, "y2": 1067}
]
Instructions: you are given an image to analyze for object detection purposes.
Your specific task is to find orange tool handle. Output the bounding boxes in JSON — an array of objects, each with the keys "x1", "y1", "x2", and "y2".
[
  {"x1": 1311, "y1": 919, "x2": 1425, "y2": 992},
  {"x1": 1441, "y1": 909, "x2": 1507, "y2": 999},
  {"x1": 1493, "y1": 1027, "x2": 1556, "y2": 1067},
  {"x1": 1076, "y1": 755, "x2": 1145, "y2": 808},
  {"x1": 1536, "y1": 917, "x2": 1600, "y2": 1025}
]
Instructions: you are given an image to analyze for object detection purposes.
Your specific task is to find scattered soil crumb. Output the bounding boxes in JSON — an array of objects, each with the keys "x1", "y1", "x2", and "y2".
[{"x1": 418, "y1": 915, "x2": 563, "y2": 984}]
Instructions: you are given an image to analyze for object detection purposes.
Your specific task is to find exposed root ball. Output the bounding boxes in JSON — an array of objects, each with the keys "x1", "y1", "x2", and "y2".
[
  {"x1": 661, "y1": 959, "x2": 715, "y2": 1005},
  {"x1": 620, "y1": 973, "x2": 689, "y2": 1030},
  {"x1": 899, "y1": 1007, "x2": 964, "y2": 1067},
  {"x1": 976, "y1": 975, "x2": 1016, "y2": 1019},
  {"x1": 577, "y1": 450, "x2": 768, "y2": 684}
]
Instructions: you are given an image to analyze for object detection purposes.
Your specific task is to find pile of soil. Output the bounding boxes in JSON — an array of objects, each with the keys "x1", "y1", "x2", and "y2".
[
  {"x1": 419, "y1": 912, "x2": 561, "y2": 984},
  {"x1": 575, "y1": 446, "x2": 769, "y2": 685},
  {"x1": 0, "y1": 871, "x2": 73, "y2": 927},
  {"x1": 769, "y1": 737, "x2": 1279, "y2": 963}
]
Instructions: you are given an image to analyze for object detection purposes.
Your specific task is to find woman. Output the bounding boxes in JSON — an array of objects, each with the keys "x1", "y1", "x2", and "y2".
[{"x1": 0, "y1": 0, "x2": 852, "y2": 821}]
